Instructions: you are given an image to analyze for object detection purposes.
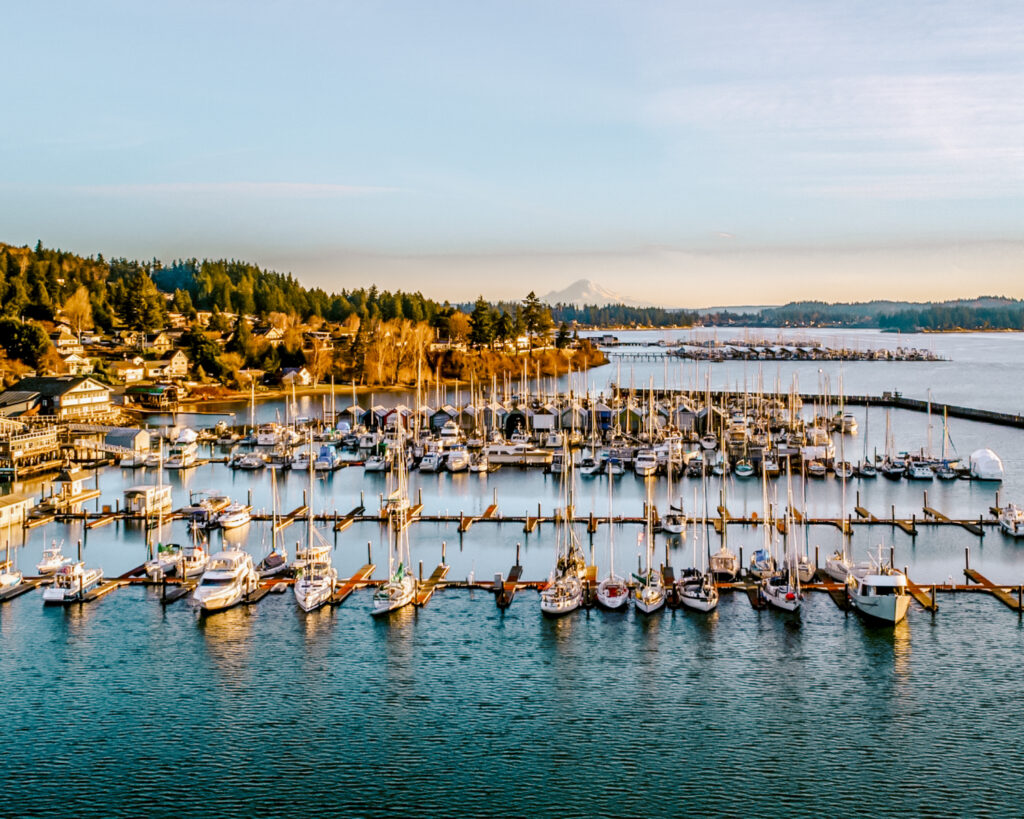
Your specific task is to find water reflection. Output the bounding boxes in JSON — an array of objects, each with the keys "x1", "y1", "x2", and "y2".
[{"x1": 196, "y1": 602, "x2": 255, "y2": 681}]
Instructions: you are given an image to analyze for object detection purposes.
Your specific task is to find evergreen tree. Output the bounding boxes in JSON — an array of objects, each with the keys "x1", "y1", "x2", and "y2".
[{"x1": 469, "y1": 296, "x2": 494, "y2": 349}]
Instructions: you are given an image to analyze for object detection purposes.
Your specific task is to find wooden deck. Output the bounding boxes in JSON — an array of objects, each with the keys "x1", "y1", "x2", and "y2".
[
  {"x1": 924, "y1": 506, "x2": 984, "y2": 537},
  {"x1": 415, "y1": 564, "x2": 449, "y2": 606},
  {"x1": 0, "y1": 577, "x2": 48, "y2": 603},
  {"x1": 330, "y1": 564, "x2": 375, "y2": 605},
  {"x1": 964, "y1": 568, "x2": 1022, "y2": 611},
  {"x1": 496, "y1": 564, "x2": 523, "y2": 609},
  {"x1": 274, "y1": 505, "x2": 309, "y2": 534},
  {"x1": 904, "y1": 575, "x2": 938, "y2": 611}
]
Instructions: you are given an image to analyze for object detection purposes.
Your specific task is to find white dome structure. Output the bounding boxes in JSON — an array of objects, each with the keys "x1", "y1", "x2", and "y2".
[{"x1": 969, "y1": 448, "x2": 1004, "y2": 481}]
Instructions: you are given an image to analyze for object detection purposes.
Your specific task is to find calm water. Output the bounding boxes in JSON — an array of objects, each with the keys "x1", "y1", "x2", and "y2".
[{"x1": 3, "y1": 329, "x2": 1024, "y2": 816}]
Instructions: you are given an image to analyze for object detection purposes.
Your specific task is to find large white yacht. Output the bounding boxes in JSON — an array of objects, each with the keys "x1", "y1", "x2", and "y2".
[{"x1": 191, "y1": 550, "x2": 258, "y2": 612}]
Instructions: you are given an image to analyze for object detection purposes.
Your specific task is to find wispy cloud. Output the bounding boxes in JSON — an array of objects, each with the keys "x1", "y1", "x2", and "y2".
[{"x1": 69, "y1": 182, "x2": 400, "y2": 198}]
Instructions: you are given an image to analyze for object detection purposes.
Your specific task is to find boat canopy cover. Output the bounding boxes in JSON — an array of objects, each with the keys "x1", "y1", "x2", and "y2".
[{"x1": 969, "y1": 448, "x2": 1004, "y2": 481}]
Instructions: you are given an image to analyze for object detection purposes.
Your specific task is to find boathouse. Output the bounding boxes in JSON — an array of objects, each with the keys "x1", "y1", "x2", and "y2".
[
  {"x1": 0, "y1": 493, "x2": 33, "y2": 527},
  {"x1": 125, "y1": 383, "x2": 180, "y2": 410},
  {"x1": 123, "y1": 485, "x2": 173, "y2": 515}
]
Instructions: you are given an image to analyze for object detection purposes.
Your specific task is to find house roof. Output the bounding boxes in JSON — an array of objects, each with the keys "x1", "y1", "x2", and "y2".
[
  {"x1": 10, "y1": 376, "x2": 110, "y2": 398},
  {"x1": 0, "y1": 391, "x2": 40, "y2": 408}
]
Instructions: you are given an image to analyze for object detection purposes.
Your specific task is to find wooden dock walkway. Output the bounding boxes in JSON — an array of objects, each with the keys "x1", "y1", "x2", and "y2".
[
  {"x1": 415, "y1": 564, "x2": 449, "y2": 606},
  {"x1": 904, "y1": 575, "x2": 938, "y2": 611},
  {"x1": 274, "y1": 505, "x2": 309, "y2": 534},
  {"x1": 86, "y1": 511, "x2": 119, "y2": 529},
  {"x1": 79, "y1": 579, "x2": 131, "y2": 603},
  {"x1": 964, "y1": 569, "x2": 1022, "y2": 611},
  {"x1": 333, "y1": 503, "x2": 366, "y2": 533},
  {"x1": 523, "y1": 515, "x2": 543, "y2": 534},
  {"x1": 496, "y1": 564, "x2": 523, "y2": 609},
  {"x1": 924, "y1": 506, "x2": 984, "y2": 537},
  {"x1": 0, "y1": 577, "x2": 48, "y2": 603},
  {"x1": 330, "y1": 564, "x2": 375, "y2": 605},
  {"x1": 26, "y1": 515, "x2": 55, "y2": 529}
]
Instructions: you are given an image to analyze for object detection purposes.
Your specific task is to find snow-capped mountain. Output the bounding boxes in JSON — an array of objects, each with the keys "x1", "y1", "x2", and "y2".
[{"x1": 541, "y1": 279, "x2": 640, "y2": 307}]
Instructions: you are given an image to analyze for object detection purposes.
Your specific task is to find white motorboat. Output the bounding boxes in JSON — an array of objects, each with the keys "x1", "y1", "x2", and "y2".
[
  {"x1": 734, "y1": 459, "x2": 755, "y2": 479},
  {"x1": 579, "y1": 453, "x2": 605, "y2": 477},
  {"x1": 700, "y1": 434, "x2": 718, "y2": 451},
  {"x1": 907, "y1": 462, "x2": 934, "y2": 480},
  {"x1": 42, "y1": 561, "x2": 104, "y2": 604},
  {"x1": 543, "y1": 431, "x2": 564, "y2": 449},
  {"x1": 633, "y1": 449, "x2": 658, "y2": 478},
  {"x1": 36, "y1": 540, "x2": 72, "y2": 575},
  {"x1": 234, "y1": 451, "x2": 266, "y2": 471},
  {"x1": 999, "y1": 503, "x2": 1024, "y2": 537},
  {"x1": 846, "y1": 548, "x2": 911, "y2": 624},
  {"x1": 446, "y1": 445, "x2": 471, "y2": 473},
  {"x1": 363, "y1": 449, "x2": 392, "y2": 472},
  {"x1": 418, "y1": 449, "x2": 445, "y2": 473},
  {"x1": 165, "y1": 440, "x2": 198, "y2": 469},
  {"x1": 255, "y1": 423, "x2": 283, "y2": 447},
  {"x1": 144, "y1": 543, "x2": 183, "y2": 579},
  {"x1": 439, "y1": 420, "x2": 462, "y2": 445},
  {"x1": 191, "y1": 549, "x2": 258, "y2": 611},
  {"x1": 468, "y1": 453, "x2": 490, "y2": 473},
  {"x1": 215, "y1": 503, "x2": 251, "y2": 530}
]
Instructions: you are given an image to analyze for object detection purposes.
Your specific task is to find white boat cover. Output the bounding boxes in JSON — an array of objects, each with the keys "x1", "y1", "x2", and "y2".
[{"x1": 969, "y1": 448, "x2": 1004, "y2": 481}]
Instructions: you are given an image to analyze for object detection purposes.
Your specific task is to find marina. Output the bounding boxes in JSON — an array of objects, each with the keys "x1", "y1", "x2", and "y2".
[{"x1": 4, "y1": 328, "x2": 1024, "y2": 818}]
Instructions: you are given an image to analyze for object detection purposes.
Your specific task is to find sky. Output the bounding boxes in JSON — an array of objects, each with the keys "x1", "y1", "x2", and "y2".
[{"x1": 2, "y1": 0, "x2": 1022, "y2": 307}]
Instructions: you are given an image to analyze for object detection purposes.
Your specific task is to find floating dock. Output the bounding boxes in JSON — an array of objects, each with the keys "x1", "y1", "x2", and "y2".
[
  {"x1": 330, "y1": 564, "x2": 375, "y2": 605},
  {"x1": 964, "y1": 569, "x2": 1023, "y2": 611},
  {"x1": 496, "y1": 564, "x2": 523, "y2": 609},
  {"x1": 415, "y1": 564, "x2": 449, "y2": 606}
]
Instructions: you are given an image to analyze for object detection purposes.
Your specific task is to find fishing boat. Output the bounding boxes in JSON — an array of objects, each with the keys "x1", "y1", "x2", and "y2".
[
  {"x1": 191, "y1": 549, "x2": 259, "y2": 612},
  {"x1": 363, "y1": 447, "x2": 391, "y2": 473},
  {"x1": 372, "y1": 429, "x2": 417, "y2": 616},
  {"x1": 999, "y1": 504, "x2": 1024, "y2": 537},
  {"x1": 595, "y1": 474, "x2": 628, "y2": 610},
  {"x1": 42, "y1": 561, "x2": 104, "y2": 604},
  {"x1": 846, "y1": 547, "x2": 910, "y2": 624},
  {"x1": 184, "y1": 490, "x2": 231, "y2": 530},
  {"x1": 36, "y1": 540, "x2": 71, "y2": 575}
]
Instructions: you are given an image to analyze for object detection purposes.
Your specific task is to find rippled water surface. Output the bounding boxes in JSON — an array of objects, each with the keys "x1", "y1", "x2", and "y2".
[{"x1": 4, "y1": 329, "x2": 1024, "y2": 816}]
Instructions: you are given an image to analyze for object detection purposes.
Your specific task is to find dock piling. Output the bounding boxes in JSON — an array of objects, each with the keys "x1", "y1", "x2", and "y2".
[
  {"x1": 442, "y1": 541, "x2": 446, "y2": 564},
  {"x1": 965, "y1": 546, "x2": 970, "y2": 572},
  {"x1": 367, "y1": 541, "x2": 372, "y2": 564}
]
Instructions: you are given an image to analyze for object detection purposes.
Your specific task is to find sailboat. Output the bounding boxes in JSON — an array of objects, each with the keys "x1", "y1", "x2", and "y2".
[
  {"x1": 540, "y1": 445, "x2": 586, "y2": 616},
  {"x1": 595, "y1": 471, "x2": 628, "y2": 610},
  {"x1": 257, "y1": 467, "x2": 289, "y2": 577},
  {"x1": 372, "y1": 427, "x2": 417, "y2": 616},
  {"x1": 677, "y1": 472, "x2": 719, "y2": 612},
  {"x1": 0, "y1": 539, "x2": 23, "y2": 593},
  {"x1": 632, "y1": 481, "x2": 665, "y2": 614},
  {"x1": 749, "y1": 468, "x2": 776, "y2": 579},
  {"x1": 661, "y1": 452, "x2": 687, "y2": 535},
  {"x1": 294, "y1": 434, "x2": 337, "y2": 611},
  {"x1": 761, "y1": 474, "x2": 802, "y2": 613}
]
